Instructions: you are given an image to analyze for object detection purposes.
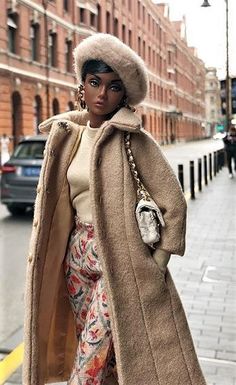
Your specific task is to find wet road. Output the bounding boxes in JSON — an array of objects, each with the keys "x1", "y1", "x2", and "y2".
[{"x1": 0, "y1": 204, "x2": 32, "y2": 345}]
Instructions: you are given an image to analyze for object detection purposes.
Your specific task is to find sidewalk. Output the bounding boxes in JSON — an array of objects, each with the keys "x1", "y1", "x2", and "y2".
[
  {"x1": 4, "y1": 168, "x2": 236, "y2": 385},
  {"x1": 169, "y1": 168, "x2": 236, "y2": 385}
]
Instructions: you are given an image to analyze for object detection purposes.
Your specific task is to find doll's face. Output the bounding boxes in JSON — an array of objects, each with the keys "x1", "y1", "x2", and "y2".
[{"x1": 83, "y1": 72, "x2": 125, "y2": 118}]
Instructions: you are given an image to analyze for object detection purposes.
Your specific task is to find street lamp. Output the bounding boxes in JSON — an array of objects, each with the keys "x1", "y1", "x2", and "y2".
[
  {"x1": 201, "y1": 0, "x2": 211, "y2": 7},
  {"x1": 42, "y1": 0, "x2": 50, "y2": 119},
  {"x1": 201, "y1": 0, "x2": 231, "y2": 132}
]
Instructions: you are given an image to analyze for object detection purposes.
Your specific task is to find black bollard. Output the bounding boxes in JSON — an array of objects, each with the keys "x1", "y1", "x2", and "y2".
[
  {"x1": 216, "y1": 150, "x2": 220, "y2": 172},
  {"x1": 178, "y1": 164, "x2": 184, "y2": 192},
  {"x1": 204, "y1": 155, "x2": 208, "y2": 185},
  {"x1": 222, "y1": 149, "x2": 226, "y2": 167},
  {"x1": 198, "y1": 158, "x2": 202, "y2": 192},
  {"x1": 209, "y1": 153, "x2": 212, "y2": 181},
  {"x1": 213, "y1": 151, "x2": 217, "y2": 176},
  {"x1": 190, "y1": 160, "x2": 195, "y2": 199}
]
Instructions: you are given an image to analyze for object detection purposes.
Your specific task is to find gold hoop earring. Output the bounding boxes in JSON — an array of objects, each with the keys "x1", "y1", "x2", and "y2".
[{"x1": 75, "y1": 84, "x2": 86, "y2": 110}]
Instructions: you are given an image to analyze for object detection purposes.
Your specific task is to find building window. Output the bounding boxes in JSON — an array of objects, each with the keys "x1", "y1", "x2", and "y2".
[
  {"x1": 142, "y1": 40, "x2": 146, "y2": 60},
  {"x1": 34, "y1": 96, "x2": 42, "y2": 134},
  {"x1": 138, "y1": 1, "x2": 141, "y2": 19},
  {"x1": 68, "y1": 101, "x2": 74, "y2": 111},
  {"x1": 79, "y1": 8, "x2": 85, "y2": 23},
  {"x1": 152, "y1": 49, "x2": 155, "y2": 68},
  {"x1": 149, "y1": 81, "x2": 152, "y2": 99},
  {"x1": 128, "y1": 30, "x2": 132, "y2": 46},
  {"x1": 97, "y1": 5, "x2": 101, "y2": 32},
  {"x1": 49, "y1": 31, "x2": 57, "y2": 67},
  {"x1": 211, "y1": 109, "x2": 215, "y2": 118},
  {"x1": 138, "y1": 37, "x2": 141, "y2": 56},
  {"x1": 7, "y1": 14, "x2": 18, "y2": 54},
  {"x1": 52, "y1": 98, "x2": 60, "y2": 115},
  {"x1": 30, "y1": 23, "x2": 40, "y2": 61},
  {"x1": 122, "y1": 25, "x2": 126, "y2": 43},
  {"x1": 161, "y1": 87, "x2": 163, "y2": 103},
  {"x1": 65, "y1": 39, "x2": 72, "y2": 72},
  {"x1": 114, "y1": 18, "x2": 118, "y2": 37},
  {"x1": 63, "y1": 0, "x2": 69, "y2": 12},
  {"x1": 11, "y1": 91, "x2": 22, "y2": 148},
  {"x1": 148, "y1": 14, "x2": 151, "y2": 30},
  {"x1": 106, "y1": 11, "x2": 110, "y2": 33},
  {"x1": 90, "y1": 12, "x2": 96, "y2": 27},
  {"x1": 148, "y1": 46, "x2": 151, "y2": 64}
]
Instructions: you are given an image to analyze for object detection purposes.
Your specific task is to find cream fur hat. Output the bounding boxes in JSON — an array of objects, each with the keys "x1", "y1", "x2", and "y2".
[{"x1": 73, "y1": 33, "x2": 148, "y2": 106}]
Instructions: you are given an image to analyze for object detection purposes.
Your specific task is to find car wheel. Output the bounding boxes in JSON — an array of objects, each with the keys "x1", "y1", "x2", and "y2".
[{"x1": 7, "y1": 205, "x2": 27, "y2": 216}]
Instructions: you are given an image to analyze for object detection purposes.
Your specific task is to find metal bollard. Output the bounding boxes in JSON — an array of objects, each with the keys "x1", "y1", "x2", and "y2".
[
  {"x1": 198, "y1": 158, "x2": 202, "y2": 192},
  {"x1": 216, "y1": 150, "x2": 220, "y2": 172},
  {"x1": 204, "y1": 155, "x2": 208, "y2": 185},
  {"x1": 213, "y1": 151, "x2": 217, "y2": 176},
  {"x1": 190, "y1": 160, "x2": 195, "y2": 199},
  {"x1": 209, "y1": 153, "x2": 212, "y2": 181},
  {"x1": 178, "y1": 164, "x2": 184, "y2": 192},
  {"x1": 222, "y1": 149, "x2": 226, "y2": 167}
]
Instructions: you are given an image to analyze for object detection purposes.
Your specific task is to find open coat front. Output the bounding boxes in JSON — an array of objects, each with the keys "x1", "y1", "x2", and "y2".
[{"x1": 23, "y1": 108, "x2": 206, "y2": 385}]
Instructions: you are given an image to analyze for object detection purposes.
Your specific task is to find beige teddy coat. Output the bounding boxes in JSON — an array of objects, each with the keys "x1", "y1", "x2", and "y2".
[{"x1": 23, "y1": 108, "x2": 206, "y2": 385}]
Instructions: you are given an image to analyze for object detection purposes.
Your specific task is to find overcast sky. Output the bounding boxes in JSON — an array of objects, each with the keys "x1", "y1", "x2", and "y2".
[{"x1": 153, "y1": 0, "x2": 236, "y2": 79}]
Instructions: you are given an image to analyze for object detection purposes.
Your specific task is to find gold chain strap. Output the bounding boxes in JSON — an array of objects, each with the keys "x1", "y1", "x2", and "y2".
[{"x1": 124, "y1": 132, "x2": 150, "y2": 201}]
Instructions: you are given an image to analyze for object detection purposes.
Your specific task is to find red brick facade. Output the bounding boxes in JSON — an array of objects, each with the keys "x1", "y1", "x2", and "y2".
[{"x1": 0, "y1": 0, "x2": 206, "y2": 147}]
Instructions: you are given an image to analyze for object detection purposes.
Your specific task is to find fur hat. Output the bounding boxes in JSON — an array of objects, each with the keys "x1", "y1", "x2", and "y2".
[{"x1": 73, "y1": 33, "x2": 149, "y2": 106}]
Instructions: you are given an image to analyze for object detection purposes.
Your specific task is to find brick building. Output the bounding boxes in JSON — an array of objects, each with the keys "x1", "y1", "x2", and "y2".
[
  {"x1": 0, "y1": 0, "x2": 206, "y2": 147},
  {"x1": 205, "y1": 67, "x2": 221, "y2": 137}
]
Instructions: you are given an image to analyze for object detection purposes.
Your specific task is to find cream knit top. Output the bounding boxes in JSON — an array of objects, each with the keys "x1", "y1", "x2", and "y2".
[{"x1": 67, "y1": 122, "x2": 99, "y2": 223}]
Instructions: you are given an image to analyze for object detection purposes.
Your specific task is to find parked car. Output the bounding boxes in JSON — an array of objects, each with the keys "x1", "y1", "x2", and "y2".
[{"x1": 1, "y1": 135, "x2": 47, "y2": 215}]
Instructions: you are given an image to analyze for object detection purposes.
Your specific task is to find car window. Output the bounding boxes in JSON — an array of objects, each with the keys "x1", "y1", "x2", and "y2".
[{"x1": 12, "y1": 141, "x2": 45, "y2": 159}]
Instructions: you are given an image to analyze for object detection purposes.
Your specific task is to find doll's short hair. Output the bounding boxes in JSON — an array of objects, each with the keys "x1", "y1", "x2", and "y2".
[{"x1": 81, "y1": 60, "x2": 114, "y2": 82}]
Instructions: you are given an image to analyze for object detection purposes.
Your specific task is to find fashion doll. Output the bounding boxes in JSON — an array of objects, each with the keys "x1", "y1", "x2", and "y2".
[{"x1": 23, "y1": 34, "x2": 206, "y2": 385}]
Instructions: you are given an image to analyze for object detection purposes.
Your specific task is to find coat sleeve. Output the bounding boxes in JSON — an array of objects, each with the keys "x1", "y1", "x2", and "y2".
[{"x1": 131, "y1": 130, "x2": 187, "y2": 256}]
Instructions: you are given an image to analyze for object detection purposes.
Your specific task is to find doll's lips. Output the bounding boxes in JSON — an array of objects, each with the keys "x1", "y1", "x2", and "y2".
[{"x1": 94, "y1": 101, "x2": 105, "y2": 107}]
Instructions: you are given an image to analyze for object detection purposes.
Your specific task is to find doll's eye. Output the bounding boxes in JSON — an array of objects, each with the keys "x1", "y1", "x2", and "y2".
[
  {"x1": 110, "y1": 84, "x2": 122, "y2": 92},
  {"x1": 89, "y1": 79, "x2": 99, "y2": 87}
]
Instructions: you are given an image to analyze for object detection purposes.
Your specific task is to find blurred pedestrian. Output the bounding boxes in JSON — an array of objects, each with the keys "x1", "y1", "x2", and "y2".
[
  {"x1": 23, "y1": 34, "x2": 206, "y2": 385},
  {"x1": 0, "y1": 133, "x2": 10, "y2": 166},
  {"x1": 223, "y1": 126, "x2": 236, "y2": 178}
]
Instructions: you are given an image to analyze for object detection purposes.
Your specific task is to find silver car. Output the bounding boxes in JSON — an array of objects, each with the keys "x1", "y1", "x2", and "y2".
[{"x1": 1, "y1": 135, "x2": 47, "y2": 215}]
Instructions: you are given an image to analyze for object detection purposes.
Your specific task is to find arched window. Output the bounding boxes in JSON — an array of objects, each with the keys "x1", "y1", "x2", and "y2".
[
  {"x1": 52, "y1": 98, "x2": 60, "y2": 115},
  {"x1": 11, "y1": 92, "x2": 23, "y2": 148},
  {"x1": 68, "y1": 101, "x2": 74, "y2": 111},
  {"x1": 34, "y1": 96, "x2": 42, "y2": 134}
]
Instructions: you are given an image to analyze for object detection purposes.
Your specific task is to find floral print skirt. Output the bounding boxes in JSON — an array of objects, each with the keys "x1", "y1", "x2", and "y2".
[{"x1": 64, "y1": 217, "x2": 117, "y2": 385}]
